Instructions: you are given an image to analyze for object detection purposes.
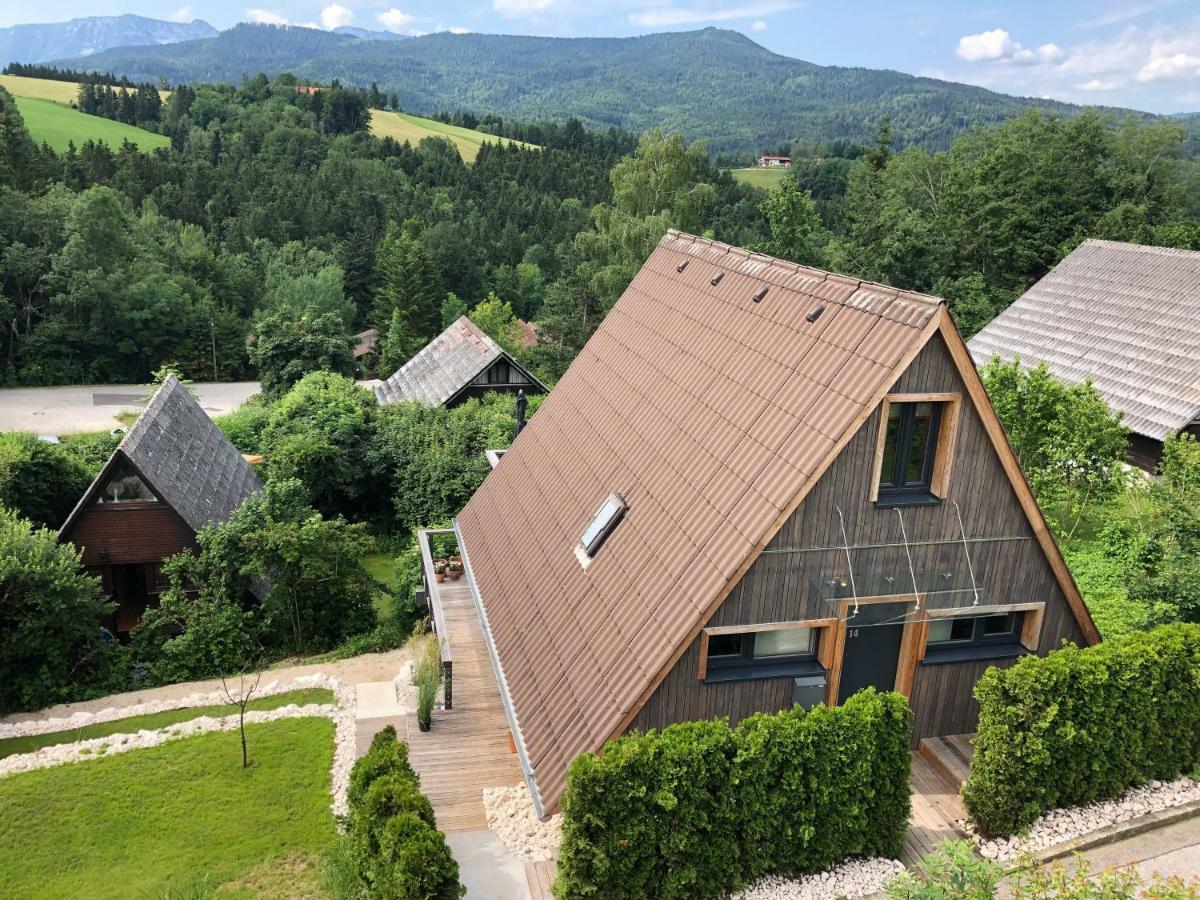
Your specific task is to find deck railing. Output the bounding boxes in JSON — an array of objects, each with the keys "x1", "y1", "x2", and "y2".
[{"x1": 416, "y1": 528, "x2": 455, "y2": 710}]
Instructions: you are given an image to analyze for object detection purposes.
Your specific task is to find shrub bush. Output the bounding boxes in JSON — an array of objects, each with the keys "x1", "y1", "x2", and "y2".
[
  {"x1": 963, "y1": 623, "x2": 1200, "y2": 837},
  {"x1": 339, "y1": 725, "x2": 462, "y2": 900},
  {"x1": 554, "y1": 689, "x2": 912, "y2": 900}
]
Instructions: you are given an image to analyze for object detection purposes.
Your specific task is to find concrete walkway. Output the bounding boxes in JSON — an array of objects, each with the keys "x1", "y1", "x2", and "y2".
[
  {"x1": 447, "y1": 830, "x2": 531, "y2": 900},
  {"x1": 1070, "y1": 814, "x2": 1200, "y2": 882}
]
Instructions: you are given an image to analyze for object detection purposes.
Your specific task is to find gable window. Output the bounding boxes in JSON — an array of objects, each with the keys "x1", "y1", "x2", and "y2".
[
  {"x1": 704, "y1": 625, "x2": 823, "y2": 683},
  {"x1": 923, "y1": 612, "x2": 1027, "y2": 664},
  {"x1": 96, "y1": 460, "x2": 156, "y2": 504},
  {"x1": 579, "y1": 493, "x2": 627, "y2": 559},
  {"x1": 872, "y1": 394, "x2": 960, "y2": 507}
]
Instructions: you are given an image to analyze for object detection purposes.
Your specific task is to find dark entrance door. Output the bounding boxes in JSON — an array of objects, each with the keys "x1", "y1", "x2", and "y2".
[
  {"x1": 837, "y1": 607, "x2": 906, "y2": 704},
  {"x1": 112, "y1": 564, "x2": 150, "y2": 635}
]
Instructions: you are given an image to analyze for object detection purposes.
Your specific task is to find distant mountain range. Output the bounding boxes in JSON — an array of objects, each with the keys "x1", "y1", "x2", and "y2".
[
  {"x1": 332, "y1": 26, "x2": 409, "y2": 42},
  {"x1": 0, "y1": 15, "x2": 216, "y2": 68},
  {"x1": 42, "y1": 23, "x2": 1168, "y2": 153}
]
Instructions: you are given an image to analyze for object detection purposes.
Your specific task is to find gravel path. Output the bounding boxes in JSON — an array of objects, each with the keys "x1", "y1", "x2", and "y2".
[{"x1": 0, "y1": 647, "x2": 414, "y2": 726}]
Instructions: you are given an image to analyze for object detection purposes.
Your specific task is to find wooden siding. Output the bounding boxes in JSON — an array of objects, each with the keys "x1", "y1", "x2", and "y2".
[
  {"x1": 630, "y1": 333, "x2": 1086, "y2": 738},
  {"x1": 62, "y1": 503, "x2": 197, "y2": 566}
]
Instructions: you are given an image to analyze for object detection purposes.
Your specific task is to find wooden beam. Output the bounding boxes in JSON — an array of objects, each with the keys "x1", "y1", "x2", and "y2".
[
  {"x1": 936, "y1": 315, "x2": 1100, "y2": 645},
  {"x1": 695, "y1": 618, "x2": 838, "y2": 680}
]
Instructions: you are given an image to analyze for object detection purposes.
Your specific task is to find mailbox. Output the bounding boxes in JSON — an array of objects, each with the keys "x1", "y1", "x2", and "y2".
[{"x1": 792, "y1": 673, "x2": 828, "y2": 710}]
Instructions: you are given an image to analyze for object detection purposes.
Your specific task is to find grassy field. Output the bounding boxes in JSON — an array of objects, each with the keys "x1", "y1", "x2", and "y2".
[
  {"x1": 0, "y1": 717, "x2": 336, "y2": 899},
  {"x1": 0, "y1": 74, "x2": 171, "y2": 104},
  {"x1": 0, "y1": 687, "x2": 334, "y2": 760},
  {"x1": 729, "y1": 166, "x2": 791, "y2": 190},
  {"x1": 8, "y1": 95, "x2": 171, "y2": 152},
  {"x1": 370, "y1": 108, "x2": 537, "y2": 162}
]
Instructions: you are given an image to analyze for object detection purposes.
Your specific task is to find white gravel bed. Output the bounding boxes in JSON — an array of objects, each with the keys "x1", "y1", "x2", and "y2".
[
  {"x1": 966, "y1": 776, "x2": 1200, "y2": 861},
  {"x1": 0, "y1": 675, "x2": 358, "y2": 818},
  {"x1": 0, "y1": 672, "x2": 337, "y2": 739},
  {"x1": 482, "y1": 783, "x2": 563, "y2": 861},
  {"x1": 730, "y1": 857, "x2": 906, "y2": 899}
]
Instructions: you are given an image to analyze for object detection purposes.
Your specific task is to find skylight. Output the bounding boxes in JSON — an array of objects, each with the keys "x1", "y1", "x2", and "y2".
[{"x1": 580, "y1": 493, "x2": 627, "y2": 558}]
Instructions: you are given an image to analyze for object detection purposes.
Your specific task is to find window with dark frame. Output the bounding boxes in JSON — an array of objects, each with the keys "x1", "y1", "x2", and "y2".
[
  {"x1": 923, "y1": 612, "x2": 1026, "y2": 664},
  {"x1": 705, "y1": 627, "x2": 822, "y2": 682},
  {"x1": 877, "y1": 401, "x2": 944, "y2": 505}
]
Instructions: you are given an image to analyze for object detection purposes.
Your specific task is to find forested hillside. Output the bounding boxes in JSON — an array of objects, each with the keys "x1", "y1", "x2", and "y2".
[
  {"x1": 52, "y1": 25, "x2": 1141, "y2": 154},
  {"x1": 1, "y1": 68, "x2": 1197, "y2": 390}
]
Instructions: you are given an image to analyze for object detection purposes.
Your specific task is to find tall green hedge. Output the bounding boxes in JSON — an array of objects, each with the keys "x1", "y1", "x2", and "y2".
[
  {"x1": 554, "y1": 690, "x2": 913, "y2": 900},
  {"x1": 963, "y1": 623, "x2": 1200, "y2": 838},
  {"x1": 344, "y1": 726, "x2": 463, "y2": 899}
]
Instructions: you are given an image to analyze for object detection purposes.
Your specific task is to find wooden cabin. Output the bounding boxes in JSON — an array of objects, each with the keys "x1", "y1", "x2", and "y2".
[
  {"x1": 375, "y1": 316, "x2": 548, "y2": 409},
  {"x1": 452, "y1": 231, "x2": 1099, "y2": 818},
  {"x1": 58, "y1": 377, "x2": 263, "y2": 636},
  {"x1": 969, "y1": 239, "x2": 1200, "y2": 472}
]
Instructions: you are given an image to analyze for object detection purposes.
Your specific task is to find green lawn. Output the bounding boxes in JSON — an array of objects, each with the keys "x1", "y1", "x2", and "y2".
[
  {"x1": 728, "y1": 166, "x2": 791, "y2": 190},
  {"x1": 0, "y1": 687, "x2": 333, "y2": 760},
  {"x1": 363, "y1": 551, "x2": 402, "y2": 621},
  {"x1": 10, "y1": 95, "x2": 171, "y2": 153},
  {"x1": 369, "y1": 108, "x2": 536, "y2": 162},
  {"x1": 0, "y1": 717, "x2": 336, "y2": 899}
]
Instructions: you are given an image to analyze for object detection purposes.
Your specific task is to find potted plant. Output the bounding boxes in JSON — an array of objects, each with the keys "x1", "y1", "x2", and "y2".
[
  {"x1": 433, "y1": 561, "x2": 446, "y2": 583},
  {"x1": 413, "y1": 633, "x2": 440, "y2": 732},
  {"x1": 417, "y1": 677, "x2": 436, "y2": 732},
  {"x1": 447, "y1": 560, "x2": 462, "y2": 581}
]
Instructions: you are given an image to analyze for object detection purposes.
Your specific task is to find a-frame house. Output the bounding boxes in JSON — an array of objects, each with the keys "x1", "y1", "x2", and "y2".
[
  {"x1": 453, "y1": 231, "x2": 1099, "y2": 817},
  {"x1": 375, "y1": 316, "x2": 547, "y2": 408},
  {"x1": 59, "y1": 376, "x2": 263, "y2": 635}
]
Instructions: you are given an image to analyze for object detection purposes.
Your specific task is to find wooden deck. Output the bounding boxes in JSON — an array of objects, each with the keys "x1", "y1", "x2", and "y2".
[
  {"x1": 401, "y1": 578, "x2": 525, "y2": 834},
  {"x1": 902, "y1": 735, "x2": 975, "y2": 865},
  {"x1": 524, "y1": 861, "x2": 557, "y2": 900}
]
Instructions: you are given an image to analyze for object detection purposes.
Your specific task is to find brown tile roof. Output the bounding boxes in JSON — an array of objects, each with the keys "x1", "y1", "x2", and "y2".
[
  {"x1": 455, "y1": 230, "x2": 944, "y2": 816},
  {"x1": 968, "y1": 239, "x2": 1200, "y2": 441}
]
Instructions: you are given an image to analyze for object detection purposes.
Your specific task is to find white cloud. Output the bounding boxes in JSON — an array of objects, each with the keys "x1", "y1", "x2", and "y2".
[
  {"x1": 750, "y1": 19, "x2": 767, "y2": 31},
  {"x1": 448, "y1": 26, "x2": 472, "y2": 33},
  {"x1": 628, "y1": 1, "x2": 799, "y2": 29},
  {"x1": 376, "y1": 7, "x2": 415, "y2": 31},
  {"x1": 1138, "y1": 50, "x2": 1200, "y2": 81},
  {"x1": 492, "y1": 0, "x2": 561, "y2": 16},
  {"x1": 320, "y1": 3, "x2": 354, "y2": 29},
  {"x1": 1075, "y1": 1, "x2": 1176, "y2": 30},
  {"x1": 246, "y1": 8, "x2": 289, "y2": 25},
  {"x1": 956, "y1": 28, "x2": 1017, "y2": 62},
  {"x1": 166, "y1": 6, "x2": 195, "y2": 22},
  {"x1": 1078, "y1": 78, "x2": 1121, "y2": 90}
]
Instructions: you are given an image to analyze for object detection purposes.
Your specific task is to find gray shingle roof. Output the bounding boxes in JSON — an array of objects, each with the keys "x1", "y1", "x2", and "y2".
[
  {"x1": 61, "y1": 376, "x2": 263, "y2": 537},
  {"x1": 374, "y1": 316, "x2": 546, "y2": 406},
  {"x1": 968, "y1": 239, "x2": 1200, "y2": 441}
]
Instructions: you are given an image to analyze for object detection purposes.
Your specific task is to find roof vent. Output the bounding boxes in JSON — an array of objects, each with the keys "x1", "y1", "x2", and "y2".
[
  {"x1": 752, "y1": 285, "x2": 769, "y2": 303},
  {"x1": 805, "y1": 303, "x2": 825, "y2": 323},
  {"x1": 710, "y1": 272, "x2": 725, "y2": 286},
  {"x1": 676, "y1": 259, "x2": 689, "y2": 273}
]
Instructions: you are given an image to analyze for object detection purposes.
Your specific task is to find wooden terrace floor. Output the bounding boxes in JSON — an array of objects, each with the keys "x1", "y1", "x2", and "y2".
[{"x1": 399, "y1": 577, "x2": 525, "y2": 834}]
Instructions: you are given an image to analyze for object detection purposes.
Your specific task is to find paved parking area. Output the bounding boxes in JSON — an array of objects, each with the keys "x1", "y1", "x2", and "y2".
[{"x1": 0, "y1": 382, "x2": 262, "y2": 434}]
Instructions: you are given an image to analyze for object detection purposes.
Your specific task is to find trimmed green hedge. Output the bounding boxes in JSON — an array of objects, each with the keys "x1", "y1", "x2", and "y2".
[
  {"x1": 344, "y1": 726, "x2": 463, "y2": 899},
  {"x1": 554, "y1": 689, "x2": 913, "y2": 900},
  {"x1": 963, "y1": 623, "x2": 1200, "y2": 838}
]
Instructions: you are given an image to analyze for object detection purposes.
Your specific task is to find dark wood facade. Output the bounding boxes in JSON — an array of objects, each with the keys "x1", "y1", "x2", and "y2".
[
  {"x1": 629, "y1": 333, "x2": 1088, "y2": 743},
  {"x1": 446, "y1": 357, "x2": 542, "y2": 408},
  {"x1": 59, "y1": 455, "x2": 198, "y2": 636}
]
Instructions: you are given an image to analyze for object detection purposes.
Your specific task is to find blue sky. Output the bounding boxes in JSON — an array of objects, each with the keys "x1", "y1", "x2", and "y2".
[{"x1": 3, "y1": 0, "x2": 1198, "y2": 112}]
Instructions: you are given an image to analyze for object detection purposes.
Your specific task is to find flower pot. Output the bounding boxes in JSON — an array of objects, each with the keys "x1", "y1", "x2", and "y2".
[
  {"x1": 447, "y1": 569, "x2": 460, "y2": 581},
  {"x1": 417, "y1": 717, "x2": 431, "y2": 732},
  {"x1": 434, "y1": 572, "x2": 445, "y2": 583}
]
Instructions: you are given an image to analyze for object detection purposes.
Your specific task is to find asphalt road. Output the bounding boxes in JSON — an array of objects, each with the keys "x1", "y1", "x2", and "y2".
[{"x1": 0, "y1": 382, "x2": 262, "y2": 434}]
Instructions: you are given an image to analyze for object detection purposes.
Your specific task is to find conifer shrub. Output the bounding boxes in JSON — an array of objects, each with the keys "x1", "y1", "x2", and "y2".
[
  {"x1": 554, "y1": 689, "x2": 913, "y2": 900},
  {"x1": 963, "y1": 623, "x2": 1200, "y2": 837},
  {"x1": 339, "y1": 726, "x2": 462, "y2": 899}
]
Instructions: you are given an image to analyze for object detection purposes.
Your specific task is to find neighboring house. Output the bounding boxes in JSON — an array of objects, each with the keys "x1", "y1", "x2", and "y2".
[
  {"x1": 59, "y1": 377, "x2": 263, "y2": 636},
  {"x1": 453, "y1": 230, "x2": 1098, "y2": 818},
  {"x1": 758, "y1": 155, "x2": 792, "y2": 167},
  {"x1": 353, "y1": 328, "x2": 379, "y2": 361},
  {"x1": 375, "y1": 315, "x2": 548, "y2": 408},
  {"x1": 968, "y1": 240, "x2": 1200, "y2": 471}
]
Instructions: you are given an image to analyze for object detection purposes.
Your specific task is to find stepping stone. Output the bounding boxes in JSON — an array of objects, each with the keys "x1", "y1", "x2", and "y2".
[{"x1": 355, "y1": 681, "x2": 405, "y2": 719}]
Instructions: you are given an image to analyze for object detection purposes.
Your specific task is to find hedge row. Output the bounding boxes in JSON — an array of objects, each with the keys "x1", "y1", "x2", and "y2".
[
  {"x1": 345, "y1": 726, "x2": 463, "y2": 899},
  {"x1": 554, "y1": 689, "x2": 913, "y2": 900},
  {"x1": 963, "y1": 623, "x2": 1200, "y2": 838}
]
